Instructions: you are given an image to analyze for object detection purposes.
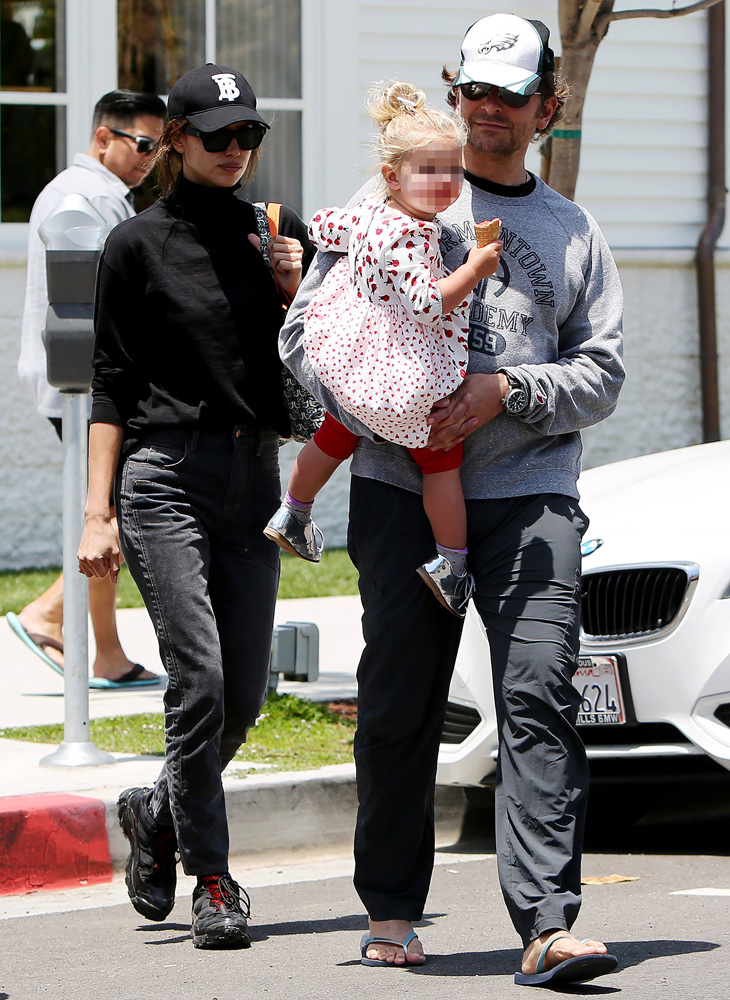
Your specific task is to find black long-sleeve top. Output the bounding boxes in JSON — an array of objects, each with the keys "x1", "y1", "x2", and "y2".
[{"x1": 90, "y1": 175, "x2": 313, "y2": 446}]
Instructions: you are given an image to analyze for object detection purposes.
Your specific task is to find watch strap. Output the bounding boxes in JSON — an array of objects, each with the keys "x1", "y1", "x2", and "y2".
[{"x1": 499, "y1": 370, "x2": 530, "y2": 414}]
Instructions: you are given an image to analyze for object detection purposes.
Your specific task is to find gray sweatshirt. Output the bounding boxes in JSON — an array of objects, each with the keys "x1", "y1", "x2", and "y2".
[{"x1": 280, "y1": 173, "x2": 625, "y2": 501}]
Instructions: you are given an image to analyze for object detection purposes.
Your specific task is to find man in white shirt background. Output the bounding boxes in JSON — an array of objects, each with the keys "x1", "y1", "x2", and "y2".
[{"x1": 11, "y1": 89, "x2": 166, "y2": 688}]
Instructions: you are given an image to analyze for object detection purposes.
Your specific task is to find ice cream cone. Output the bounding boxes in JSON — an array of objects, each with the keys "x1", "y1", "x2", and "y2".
[{"x1": 475, "y1": 218, "x2": 501, "y2": 247}]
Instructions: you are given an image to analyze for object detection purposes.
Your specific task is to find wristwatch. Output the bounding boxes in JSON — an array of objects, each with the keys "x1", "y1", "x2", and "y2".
[{"x1": 499, "y1": 372, "x2": 529, "y2": 415}]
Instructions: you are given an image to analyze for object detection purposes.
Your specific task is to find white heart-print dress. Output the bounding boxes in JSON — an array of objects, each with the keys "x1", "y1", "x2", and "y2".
[{"x1": 303, "y1": 196, "x2": 469, "y2": 449}]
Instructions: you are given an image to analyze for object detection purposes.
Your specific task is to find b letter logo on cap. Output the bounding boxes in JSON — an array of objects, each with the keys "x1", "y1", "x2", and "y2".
[{"x1": 212, "y1": 73, "x2": 240, "y2": 103}]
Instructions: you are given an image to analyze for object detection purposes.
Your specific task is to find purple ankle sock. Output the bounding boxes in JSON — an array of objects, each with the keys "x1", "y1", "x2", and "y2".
[
  {"x1": 285, "y1": 491, "x2": 314, "y2": 523},
  {"x1": 436, "y1": 543, "x2": 468, "y2": 577}
]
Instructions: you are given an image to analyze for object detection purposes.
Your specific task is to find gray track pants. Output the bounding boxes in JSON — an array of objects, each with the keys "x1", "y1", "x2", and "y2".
[{"x1": 347, "y1": 475, "x2": 589, "y2": 947}]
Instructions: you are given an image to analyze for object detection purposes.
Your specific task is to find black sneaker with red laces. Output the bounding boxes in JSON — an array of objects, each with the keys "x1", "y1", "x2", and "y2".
[
  {"x1": 117, "y1": 786, "x2": 177, "y2": 921},
  {"x1": 191, "y1": 873, "x2": 252, "y2": 949}
]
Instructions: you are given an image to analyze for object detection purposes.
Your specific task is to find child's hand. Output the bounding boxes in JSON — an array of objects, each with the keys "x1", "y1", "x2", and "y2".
[
  {"x1": 438, "y1": 240, "x2": 503, "y2": 313},
  {"x1": 466, "y1": 241, "x2": 502, "y2": 280}
]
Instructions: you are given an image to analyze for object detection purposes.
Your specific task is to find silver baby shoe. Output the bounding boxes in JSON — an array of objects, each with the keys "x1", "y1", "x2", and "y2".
[
  {"x1": 416, "y1": 554, "x2": 475, "y2": 618},
  {"x1": 263, "y1": 506, "x2": 324, "y2": 562}
]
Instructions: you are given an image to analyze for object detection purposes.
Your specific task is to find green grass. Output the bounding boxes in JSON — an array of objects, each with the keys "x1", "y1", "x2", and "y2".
[
  {"x1": 0, "y1": 692, "x2": 357, "y2": 772},
  {"x1": 0, "y1": 549, "x2": 358, "y2": 616}
]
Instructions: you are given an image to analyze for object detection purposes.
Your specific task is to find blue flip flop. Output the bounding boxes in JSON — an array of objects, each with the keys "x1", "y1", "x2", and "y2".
[
  {"x1": 514, "y1": 934, "x2": 618, "y2": 987},
  {"x1": 88, "y1": 665, "x2": 161, "y2": 689},
  {"x1": 6, "y1": 612, "x2": 160, "y2": 689},
  {"x1": 360, "y1": 931, "x2": 424, "y2": 967}
]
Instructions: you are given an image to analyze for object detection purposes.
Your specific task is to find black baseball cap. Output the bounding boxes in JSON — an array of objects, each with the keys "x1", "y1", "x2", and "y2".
[{"x1": 167, "y1": 63, "x2": 270, "y2": 133}]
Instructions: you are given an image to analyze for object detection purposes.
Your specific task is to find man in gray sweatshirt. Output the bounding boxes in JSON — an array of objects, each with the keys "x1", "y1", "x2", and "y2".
[{"x1": 280, "y1": 13, "x2": 623, "y2": 987}]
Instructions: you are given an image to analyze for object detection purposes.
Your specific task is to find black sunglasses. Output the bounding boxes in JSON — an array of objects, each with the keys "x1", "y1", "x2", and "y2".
[
  {"x1": 182, "y1": 123, "x2": 267, "y2": 152},
  {"x1": 458, "y1": 82, "x2": 538, "y2": 110},
  {"x1": 108, "y1": 128, "x2": 158, "y2": 154}
]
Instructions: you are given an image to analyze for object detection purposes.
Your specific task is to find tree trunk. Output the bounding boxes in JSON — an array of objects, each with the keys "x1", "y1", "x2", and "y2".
[{"x1": 547, "y1": 41, "x2": 602, "y2": 200}]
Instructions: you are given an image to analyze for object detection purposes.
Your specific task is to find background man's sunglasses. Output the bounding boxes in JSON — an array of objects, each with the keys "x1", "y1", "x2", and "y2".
[
  {"x1": 458, "y1": 82, "x2": 537, "y2": 110},
  {"x1": 108, "y1": 128, "x2": 158, "y2": 154},
  {"x1": 182, "y1": 123, "x2": 267, "y2": 152}
]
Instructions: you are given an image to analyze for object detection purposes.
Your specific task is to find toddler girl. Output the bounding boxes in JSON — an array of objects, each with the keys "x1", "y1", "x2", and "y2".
[{"x1": 265, "y1": 81, "x2": 501, "y2": 616}]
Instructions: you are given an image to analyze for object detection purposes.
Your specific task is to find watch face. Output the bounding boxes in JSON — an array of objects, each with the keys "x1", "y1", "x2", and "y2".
[{"x1": 505, "y1": 388, "x2": 528, "y2": 414}]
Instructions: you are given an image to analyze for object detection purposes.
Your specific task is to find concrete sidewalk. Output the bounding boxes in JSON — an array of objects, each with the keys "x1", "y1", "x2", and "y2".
[
  {"x1": 0, "y1": 598, "x2": 468, "y2": 897},
  {"x1": 1, "y1": 594, "x2": 364, "y2": 729}
]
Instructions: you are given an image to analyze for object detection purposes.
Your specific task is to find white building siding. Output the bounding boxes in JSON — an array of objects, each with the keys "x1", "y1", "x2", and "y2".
[
  {"x1": 575, "y1": 15, "x2": 712, "y2": 248},
  {"x1": 0, "y1": 263, "x2": 63, "y2": 570}
]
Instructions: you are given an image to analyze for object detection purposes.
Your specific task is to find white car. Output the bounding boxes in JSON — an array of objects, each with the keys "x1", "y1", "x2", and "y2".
[{"x1": 437, "y1": 441, "x2": 730, "y2": 786}]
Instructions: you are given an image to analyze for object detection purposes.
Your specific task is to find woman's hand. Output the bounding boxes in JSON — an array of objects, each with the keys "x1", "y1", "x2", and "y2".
[
  {"x1": 78, "y1": 515, "x2": 121, "y2": 582},
  {"x1": 427, "y1": 373, "x2": 508, "y2": 451},
  {"x1": 269, "y1": 235, "x2": 304, "y2": 302},
  {"x1": 248, "y1": 232, "x2": 304, "y2": 304}
]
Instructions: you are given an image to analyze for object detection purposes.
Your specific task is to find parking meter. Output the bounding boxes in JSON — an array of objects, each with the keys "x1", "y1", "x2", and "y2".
[
  {"x1": 40, "y1": 193, "x2": 111, "y2": 391},
  {"x1": 38, "y1": 194, "x2": 115, "y2": 768}
]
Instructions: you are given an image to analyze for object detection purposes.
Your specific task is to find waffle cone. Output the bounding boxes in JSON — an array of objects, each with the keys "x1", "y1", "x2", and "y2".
[{"x1": 475, "y1": 218, "x2": 501, "y2": 247}]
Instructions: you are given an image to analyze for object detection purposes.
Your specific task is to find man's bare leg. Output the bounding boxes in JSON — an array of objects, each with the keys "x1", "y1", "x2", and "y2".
[
  {"x1": 88, "y1": 573, "x2": 156, "y2": 681},
  {"x1": 17, "y1": 574, "x2": 64, "y2": 667},
  {"x1": 17, "y1": 571, "x2": 155, "y2": 681}
]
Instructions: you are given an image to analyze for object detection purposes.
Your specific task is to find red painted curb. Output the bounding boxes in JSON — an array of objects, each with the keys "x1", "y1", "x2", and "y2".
[{"x1": 0, "y1": 793, "x2": 112, "y2": 896}]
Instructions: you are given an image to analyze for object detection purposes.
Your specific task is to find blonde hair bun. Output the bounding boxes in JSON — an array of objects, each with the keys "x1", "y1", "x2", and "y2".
[
  {"x1": 366, "y1": 79, "x2": 468, "y2": 182},
  {"x1": 367, "y1": 81, "x2": 427, "y2": 131}
]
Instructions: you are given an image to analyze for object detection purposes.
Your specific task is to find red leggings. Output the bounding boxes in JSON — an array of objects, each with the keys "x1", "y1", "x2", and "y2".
[{"x1": 314, "y1": 413, "x2": 463, "y2": 474}]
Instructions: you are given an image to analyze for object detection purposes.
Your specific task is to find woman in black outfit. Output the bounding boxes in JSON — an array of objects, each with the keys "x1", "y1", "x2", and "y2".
[{"x1": 77, "y1": 64, "x2": 313, "y2": 950}]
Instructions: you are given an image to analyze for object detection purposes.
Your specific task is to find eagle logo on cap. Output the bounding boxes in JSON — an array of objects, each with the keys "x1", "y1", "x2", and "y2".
[{"x1": 478, "y1": 34, "x2": 518, "y2": 55}]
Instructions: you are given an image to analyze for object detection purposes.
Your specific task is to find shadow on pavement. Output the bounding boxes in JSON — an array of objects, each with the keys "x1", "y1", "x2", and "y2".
[
  {"x1": 390, "y1": 936, "x2": 717, "y2": 982},
  {"x1": 617, "y1": 937, "x2": 720, "y2": 970},
  {"x1": 136, "y1": 921, "x2": 191, "y2": 946},
  {"x1": 250, "y1": 912, "x2": 444, "y2": 943},
  {"x1": 455, "y1": 765, "x2": 730, "y2": 857},
  {"x1": 133, "y1": 913, "x2": 445, "y2": 947}
]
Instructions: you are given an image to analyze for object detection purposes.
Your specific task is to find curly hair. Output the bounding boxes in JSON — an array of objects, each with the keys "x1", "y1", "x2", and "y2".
[
  {"x1": 152, "y1": 116, "x2": 262, "y2": 195},
  {"x1": 440, "y1": 65, "x2": 569, "y2": 140}
]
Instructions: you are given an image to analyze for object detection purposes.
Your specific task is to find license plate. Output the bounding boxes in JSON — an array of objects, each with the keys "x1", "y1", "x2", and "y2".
[{"x1": 574, "y1": 655, "x2": 626, "y2": 725}]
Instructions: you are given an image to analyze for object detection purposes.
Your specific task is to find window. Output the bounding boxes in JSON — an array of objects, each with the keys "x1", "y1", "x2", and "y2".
[
  {"x1": 0, "y1": 0, "x2": 66, "y2": 222},
  {"x1": 217, "y1": 0, "x2": 302, "y2": 211},
  {"x1": 117, "y1": 0, "x2": 303, "y2": 212},
  {"x1": 117, "y1": 0, "x2": 204, "y2": 94},
  {"x1": 0, "y1": 0, "x2": 305, "y2": 226}
]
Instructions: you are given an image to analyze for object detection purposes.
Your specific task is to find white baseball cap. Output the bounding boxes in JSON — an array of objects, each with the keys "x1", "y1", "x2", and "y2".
[{"x1": 454, "y1": 13, "x2": 555, "y2": 96}]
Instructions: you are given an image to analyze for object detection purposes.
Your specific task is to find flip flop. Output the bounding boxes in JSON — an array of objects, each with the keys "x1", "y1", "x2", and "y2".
[
  {"x1": 88, "y1": 665, "x2": 161, "y2": 690},
  {"x1": 7, "y1": 612, "x2": 65, "y2": 676},
  {"x1": 514, "y1": 934, "x2": 618, "y2": 987},
  {"x1": 6, "y1": 612, "x2": 160, "y2": 689},
  {"x1": 360, "y1": 931, "x2": 424, "y2": 967}
]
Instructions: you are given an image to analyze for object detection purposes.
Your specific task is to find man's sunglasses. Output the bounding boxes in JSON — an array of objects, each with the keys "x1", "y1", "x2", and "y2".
[
  {"x1": 181, "y1": 123, "x2": 267, "y2": 152},
  {"x1": 108, "y1": 128, "x2": 158, "y2": 154},
  {"x1": 458, "y1": 82, "x2": 538, "y2": 110}
]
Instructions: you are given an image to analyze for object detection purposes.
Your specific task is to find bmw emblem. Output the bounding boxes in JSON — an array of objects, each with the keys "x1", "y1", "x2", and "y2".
[{"x1": 581, "y1": 538, "x2": 604, "y2": 557}]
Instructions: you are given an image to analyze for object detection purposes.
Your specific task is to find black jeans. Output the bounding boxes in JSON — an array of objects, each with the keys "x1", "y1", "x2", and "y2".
[
  {"x1": 116, "y1": 427, "x2": 281, "y2": 875},
  {"x1": 347, "y1": 475, "x2": 589, "y2": 947}
]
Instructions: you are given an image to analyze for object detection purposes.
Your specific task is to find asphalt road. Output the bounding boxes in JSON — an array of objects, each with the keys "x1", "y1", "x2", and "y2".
[{"x1": 2, "y1": 777, "x2": 729, "y2": 1000}]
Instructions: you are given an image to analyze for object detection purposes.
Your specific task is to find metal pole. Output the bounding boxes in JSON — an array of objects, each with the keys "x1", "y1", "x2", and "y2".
[
  {"x1": 695, "y1": 1, "x2": 726, "y2": 443},
  {"x1": 41, "y1": 393, "x2": 114, "y2": 767}
]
